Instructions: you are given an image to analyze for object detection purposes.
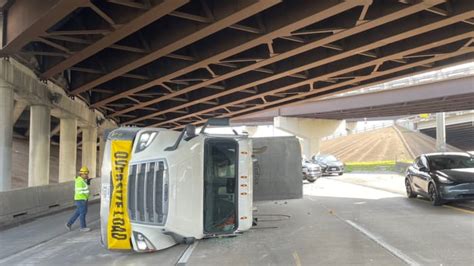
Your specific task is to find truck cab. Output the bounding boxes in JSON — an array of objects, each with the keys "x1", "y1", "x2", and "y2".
[{"x1": 100, "y1": 120, "x2": 253, "y2": 252}]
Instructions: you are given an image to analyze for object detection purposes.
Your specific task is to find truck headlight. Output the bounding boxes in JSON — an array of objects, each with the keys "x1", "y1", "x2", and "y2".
[
  {"x1": 135, "y1": 131, "x2": 158, "y2": 153},
  {"x1": 136, "y1": 234, "x2": 148, "y2": 251},
  {"x1": 134, "y1": 232, "x2": 156, "y2": 251}
]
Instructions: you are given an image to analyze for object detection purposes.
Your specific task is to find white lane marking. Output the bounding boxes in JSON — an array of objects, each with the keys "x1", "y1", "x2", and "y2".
[
  {"x1": 346, "y1": 220, "x2": 420, "y2": 266},
  {"x1": 176, "y1": 241, "x2": 199, "y2": 265}
]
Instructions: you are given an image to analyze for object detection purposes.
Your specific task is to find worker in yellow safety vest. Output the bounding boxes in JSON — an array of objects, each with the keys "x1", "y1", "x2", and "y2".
[{"x1": 66, "y1": 167, "x2": 91, "y2": 232}]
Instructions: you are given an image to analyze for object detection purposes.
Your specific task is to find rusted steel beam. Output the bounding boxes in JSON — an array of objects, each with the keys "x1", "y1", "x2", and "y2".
[
  {"x1": 107, "y1": 0, "x2": 148, "y2": 10},
  {"x1": 217, "y1": 50, "x2": 474, "y2": 122},
  {"x1": 41, "y1": 0, "x2": 188, "y2": 79},
  {"x1": 46, "y1": 29, "x2": 112, "y2": 36},
  {"x1": 45, "y1": 35, "x2": 148, "y2": 53},
  {"x1": 70, "y1": 0, "x2": 281, "y2": 95},
  {"x1": 123, "y1": 6, "x2": 472, "y2": 125},
  {"x1": 92, "y1": 0, "x2": 364, "y2": 108},
  {"x1": 1, "y1": 0, "x2": 89, "y2": 54},
  {"x1": 152, "y1": 32, "x2": 474, "y2": 128},
  {"x1": 174, "y1": 54, "x2": 474, "y2": 129},
  {"x1": 106, "y1": 0, "x2": 446, "y2": 118}
]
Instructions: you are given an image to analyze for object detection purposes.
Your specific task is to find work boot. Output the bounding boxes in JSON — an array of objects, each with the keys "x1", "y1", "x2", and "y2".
[
  {"x1": 79, "y1": 227, "x2": 91, "y2": 232},
  {"x1": 65, "y1": 223, "x2": 72, "y2": 231}
]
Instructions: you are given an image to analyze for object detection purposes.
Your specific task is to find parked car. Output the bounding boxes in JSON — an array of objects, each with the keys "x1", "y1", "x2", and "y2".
[
  {"x1": 405, "y1": 152, "x2": 474, "y2": 206},
  {"x1": 302, "y1": 159, "x2": 322, "y2": 182},
  {"x1": 312, "y1": 154, "x2": 344, "y2": 175}
]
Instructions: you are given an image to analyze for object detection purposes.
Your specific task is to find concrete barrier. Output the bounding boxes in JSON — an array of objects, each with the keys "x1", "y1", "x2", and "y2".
[{"x1": 0, "y1": 178, "x2": 101, "y2": 227}]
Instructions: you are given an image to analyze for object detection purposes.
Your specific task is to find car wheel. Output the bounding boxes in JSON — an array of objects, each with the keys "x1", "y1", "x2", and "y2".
[
  {"x1": 428, "y1": 183, "x2": 442, "y2": 206},
  {"x1": 308, "y1": 179, "x2": 316, "y2": 183},
  {"x1": 338, "y1": 172, "x2": 343, "y2": 176},
  {"x1": 405, "y1": 178, "x2": 416, "y2": 198}
]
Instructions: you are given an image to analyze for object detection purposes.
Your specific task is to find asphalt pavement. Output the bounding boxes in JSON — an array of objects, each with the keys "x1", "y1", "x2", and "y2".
[{"x1": 1, "y1": 173, "x2": 474, "y2": 265}]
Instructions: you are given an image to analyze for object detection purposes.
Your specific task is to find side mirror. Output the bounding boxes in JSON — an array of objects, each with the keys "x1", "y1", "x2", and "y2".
[{"x1": 419, "y1": 166, "x2": 428, "y2": 172}]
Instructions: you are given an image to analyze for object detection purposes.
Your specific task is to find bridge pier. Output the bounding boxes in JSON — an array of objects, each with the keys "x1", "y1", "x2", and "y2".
[
  {"x1": 436, "y1": 112, "x2": 447, "y2": 152},
  {"x1": 59, "y1": 118, "x2": 77, "y2": 183},
  {"x1": 0, "y1": 80, "x2": 14, "y2": 191},
  {"x1": 28, "y1": 105, "x2": 51, "y2": 186},
  {"x1": 274, "y1": 116, "x2": 342, "y2": 159}
]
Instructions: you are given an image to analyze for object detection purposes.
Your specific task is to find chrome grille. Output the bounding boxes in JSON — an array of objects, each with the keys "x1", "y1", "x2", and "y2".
[{"x1": 128, "y1": 160, "x2": 168, "y2": 225}]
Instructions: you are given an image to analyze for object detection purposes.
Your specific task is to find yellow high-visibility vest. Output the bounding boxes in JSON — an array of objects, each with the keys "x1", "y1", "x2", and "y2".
[{"x1": 74, "y1": 176, "x2": 89, "y2": 200}]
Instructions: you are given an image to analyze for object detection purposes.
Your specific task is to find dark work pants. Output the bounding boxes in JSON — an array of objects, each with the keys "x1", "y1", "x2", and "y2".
[{"x1": 67, "y1": 200, "x2": 88, "y2": 228}]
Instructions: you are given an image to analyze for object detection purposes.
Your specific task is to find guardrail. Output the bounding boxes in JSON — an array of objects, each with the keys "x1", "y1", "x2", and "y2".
[{"x1": 0, "y1": 178, "x2": 101, "y2": 227}]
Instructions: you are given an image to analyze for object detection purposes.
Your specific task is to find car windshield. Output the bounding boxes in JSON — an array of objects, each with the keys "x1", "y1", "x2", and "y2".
[
  {"x1": 317, "y1": 155, "x2": 338, "y2": 163},
  {"x1": 428, "y1": 155, "x2": 474, "y2": 170}
]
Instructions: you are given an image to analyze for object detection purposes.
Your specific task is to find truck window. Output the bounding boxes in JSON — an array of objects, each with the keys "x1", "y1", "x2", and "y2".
[{"x1": 204, "y1": 139, "x2": 238, "y2": 234}]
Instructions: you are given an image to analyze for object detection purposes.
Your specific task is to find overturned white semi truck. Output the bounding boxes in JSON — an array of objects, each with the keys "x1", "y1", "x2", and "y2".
[{"x1": 100, "y1": 119, "x2": 253, "y2": 252}]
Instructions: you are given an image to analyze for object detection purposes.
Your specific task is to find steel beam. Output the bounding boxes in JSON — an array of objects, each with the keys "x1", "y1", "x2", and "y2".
[
  {"x1": 108, "y1": 0, "x2": 446, "y2": 118},
  {"x1": 70, "y1": 0, "x2": 281, "y2": 95},
  {"x1": 157, "y1": 39, "x2": 474, "y2": 128},
  {"x1": 93, "y1": 0, "x2": 365, "y2": 108},
  {"x1": 124, "y1": 7, "x2": 473, "y2": 125},
  {"x1": 41, "y1": 0, "x2": 188, "y2": 78},
  {"x1": 217, "y1": 49, "x2": 474, "y2": 122},
  {"x1": 1, "y1": 0, "x2": 89, "y2": 54}
]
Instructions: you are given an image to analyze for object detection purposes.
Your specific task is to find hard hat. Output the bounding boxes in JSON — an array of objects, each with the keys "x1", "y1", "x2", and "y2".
[{"x1": 79, "y1": 166, "x2": 89, "y2": 174}]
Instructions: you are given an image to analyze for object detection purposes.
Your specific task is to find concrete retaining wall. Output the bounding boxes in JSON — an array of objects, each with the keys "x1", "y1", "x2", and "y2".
[
  {"x1": 252, "y1": 137, "x2": 303, "y2": 201},
  {"x1": 0, "y1": 178, "x2": 100, "y2": 227}
]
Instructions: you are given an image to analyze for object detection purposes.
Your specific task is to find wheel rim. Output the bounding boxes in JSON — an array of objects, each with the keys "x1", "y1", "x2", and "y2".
[
  {"x1": 429, "y1": 185, "x2": 436, "y2": 202},
  {"x1": 405, "y1": 180, "x2": 412, "y2": 195}
]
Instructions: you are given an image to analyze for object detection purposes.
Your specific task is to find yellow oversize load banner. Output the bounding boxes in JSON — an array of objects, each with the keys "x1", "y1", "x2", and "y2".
[{"x1": 107, "y1": 140, "x2": 133, "y2": 249}]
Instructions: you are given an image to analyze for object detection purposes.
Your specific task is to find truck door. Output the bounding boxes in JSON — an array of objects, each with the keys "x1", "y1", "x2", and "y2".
[{"x1": 203, "y1": 139, "x2": 238, "y2": 234}]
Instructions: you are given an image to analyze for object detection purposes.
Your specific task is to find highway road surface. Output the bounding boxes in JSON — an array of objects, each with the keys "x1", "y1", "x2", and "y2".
[{"x1": 1, "y1": 173, "x2": 474, "y2": 265}]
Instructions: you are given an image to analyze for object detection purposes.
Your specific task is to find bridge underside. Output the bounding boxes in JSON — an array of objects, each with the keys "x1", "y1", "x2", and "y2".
[{"x1": 2, "y1": 0, "x2": 474, "y2": 131}]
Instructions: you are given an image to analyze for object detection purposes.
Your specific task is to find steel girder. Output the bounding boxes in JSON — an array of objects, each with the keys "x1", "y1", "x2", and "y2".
[
  {"x1": 123, "y1": 3, "x2": 474, "y2": 126},
  {"x1": 110, "y1": 0, "x2": 446, "y2": 119},
  {"x1": 91, "y1": 0, "x2": 366, "y2": 108},
  {"x1": 68, "y1": 0, "x2": 281, "y2": 95}
]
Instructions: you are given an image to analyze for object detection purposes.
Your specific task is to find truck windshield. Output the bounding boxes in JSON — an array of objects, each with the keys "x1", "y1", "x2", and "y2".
[{"x1": 204, "y1": 139, "x2": 238, "y2": 234}]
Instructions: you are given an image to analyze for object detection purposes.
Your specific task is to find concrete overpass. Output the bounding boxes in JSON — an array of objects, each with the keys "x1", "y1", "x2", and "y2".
[
  {"x1": 231, "y1": 75, "x2": 474, "y2": 123},
  {"x1": 0, "y1": 0, "x2": 473, "y2": 131}
]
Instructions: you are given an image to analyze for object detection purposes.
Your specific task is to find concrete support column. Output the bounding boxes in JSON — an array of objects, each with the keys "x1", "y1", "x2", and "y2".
[
  {"x1": 28, "y1": 105, "x2": 51, "y2": 187},
  {"x1": 58, "y1": 118, "x2": 77, "y2": 182},
  {"x1": 274, "y1": 116, "x2": 342, "y2": 159},
  {"x1": 436, "y1": 112, "x2": 446, "y2": 152},
  {"x1": 0, "y1": 82, "x2": 14, "y2": 191},
  {"x1": 82, "y1": 127, "x2": 98, "y2": 178}
]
